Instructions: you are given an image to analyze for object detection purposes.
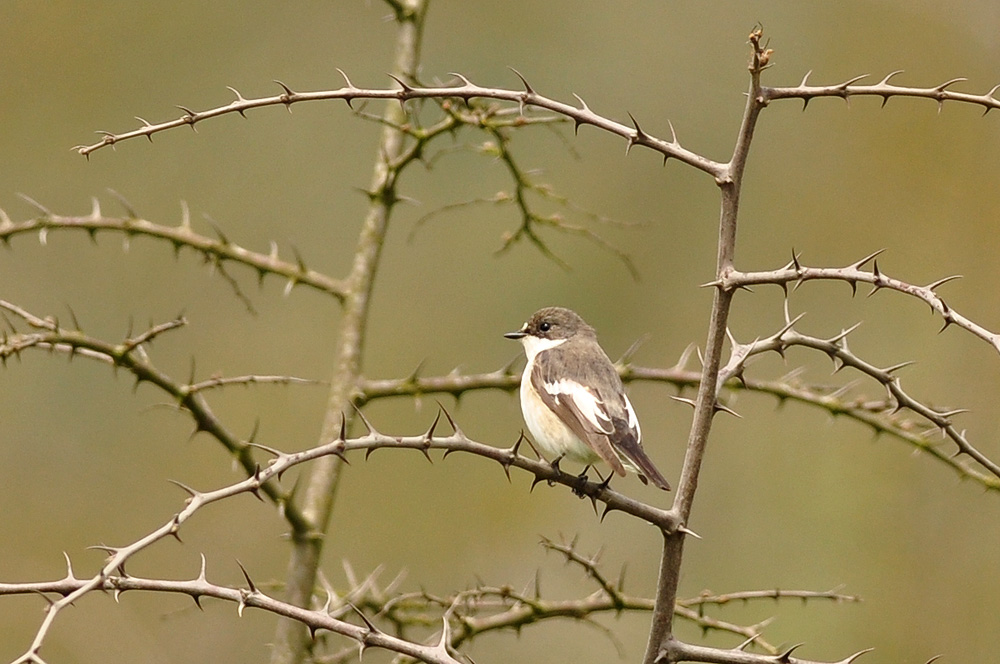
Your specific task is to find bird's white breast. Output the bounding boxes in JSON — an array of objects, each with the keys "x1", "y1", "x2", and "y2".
[{"x1": 518, "y1": 338, "x2": 601, "y2": 465}]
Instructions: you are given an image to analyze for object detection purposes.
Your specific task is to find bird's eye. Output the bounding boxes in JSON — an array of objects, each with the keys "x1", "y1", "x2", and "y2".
[{"x1": 539, "y1": 321, "x2": 552, "y2": 332}]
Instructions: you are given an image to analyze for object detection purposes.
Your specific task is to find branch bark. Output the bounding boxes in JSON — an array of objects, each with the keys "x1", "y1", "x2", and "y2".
[
  {"x1": 269, "y1": 2, "x2": 429, "y2": 663},
  {"x1": 643, "y1": 31, "x2": 769, "y2": 664}
]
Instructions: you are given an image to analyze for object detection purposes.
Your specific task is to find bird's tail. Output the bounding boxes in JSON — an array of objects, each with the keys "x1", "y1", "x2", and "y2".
[{"x1": 614, "y1": 429, "x2": 671, "y2": 491}]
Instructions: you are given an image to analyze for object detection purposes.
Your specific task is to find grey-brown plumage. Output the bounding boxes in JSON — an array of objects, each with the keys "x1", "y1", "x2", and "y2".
[{"x1": 505, "y1": 307, "x2": 671, "y2": 491}]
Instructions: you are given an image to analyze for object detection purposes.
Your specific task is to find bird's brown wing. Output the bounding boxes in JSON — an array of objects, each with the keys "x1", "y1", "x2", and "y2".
[{"x1": 530, "y1": 358, "x2": 627, "y2": 476}]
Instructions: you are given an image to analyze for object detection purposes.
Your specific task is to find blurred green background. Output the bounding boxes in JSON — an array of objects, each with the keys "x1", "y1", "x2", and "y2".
[{"x1": 2, "y1": 1, "x2": 1000, "y2": 662}]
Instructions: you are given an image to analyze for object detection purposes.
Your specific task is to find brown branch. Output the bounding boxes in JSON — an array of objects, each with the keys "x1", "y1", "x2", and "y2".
[
  {"x1": 0, "y1": 300, "x2": 312, "y2": 531},
  {"x1": 714, "y1": 250, "x2": 1000, "y2": 355},
  {"x1": 0, "y1": 559, "x2": 463, "y2": 664},
  {"x1": 73, "y1": 78, "x2": 725, "y2": 181},
  {"x1": 759, "y1": 70, "x2": 1000, "y2": 114},
  {"x1": 0, "y1": 198, "x2": 347, "y2": 300},
  {"x1": 272, "y1": 4, "x2": 432, "y2": 663}
]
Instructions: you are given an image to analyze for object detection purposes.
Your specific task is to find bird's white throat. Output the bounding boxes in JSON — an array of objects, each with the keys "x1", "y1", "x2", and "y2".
[{"x1": 519, "y1": 335, "x2": 567, "y2": 362}]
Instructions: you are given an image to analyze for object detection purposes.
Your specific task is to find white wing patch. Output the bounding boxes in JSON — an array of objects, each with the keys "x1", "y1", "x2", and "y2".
[
  {"x1": 545, "y1": 379, "x2": 613, "y2": 434},
  {"x1": 624, "y1": 393, "x2": 641, "y2": 443}
]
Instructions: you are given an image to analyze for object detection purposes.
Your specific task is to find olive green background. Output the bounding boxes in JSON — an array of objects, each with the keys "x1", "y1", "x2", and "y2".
[{"x1": 2, "y1": 1, "x2": 999, "y2": 662}]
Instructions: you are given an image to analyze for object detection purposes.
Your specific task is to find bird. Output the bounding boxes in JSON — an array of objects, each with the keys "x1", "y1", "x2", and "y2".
[{"x1": 505, "y1": 307, "x2": 671, "y2": 490}]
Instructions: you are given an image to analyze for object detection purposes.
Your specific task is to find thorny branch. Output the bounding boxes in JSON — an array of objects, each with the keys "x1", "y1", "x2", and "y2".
[
  {"x1": 4, "y1": 294, "x2": 994, "y2": 493},
  {"x1": 714, "y1": 249, "x2": 1000, "y2": 356},
  {"x1": 0, "y1": 545, "x2": 856, "y2": 664},
  {"x1": 714, "y1": 299, "x2": 1000, "y2": 481},
  {"x1": 0, "y1": 397, "x2": 685, "y2": 664},
  {"x1": 0, "y1": 299, "x2": 311, "y2": 533},
  {"x1": 0, "y1": 197, "x2": 347, "y2": 300},
  {"x1": 5, "y1": 9, "x2": 998, "y2": 664},
  {"x1": 73, "y1": 73, "x2": 726, "y2": 179}
]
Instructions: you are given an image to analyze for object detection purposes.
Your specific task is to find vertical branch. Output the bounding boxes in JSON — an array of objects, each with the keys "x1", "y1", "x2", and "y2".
[
  {"x1": 643, "y1": 31, "x2": 770, "y2": 664},
  {"x1": 269, "y1": 2, "x2": 429, "y2": 664}
]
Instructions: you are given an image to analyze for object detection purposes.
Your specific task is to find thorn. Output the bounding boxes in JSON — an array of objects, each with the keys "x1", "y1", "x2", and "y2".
[
  {"x1": 838, "y1": 74, "x2": 869, "y2": 91},
  {"x1": 676, "y1": 525, "x2": 702, "y2": 539},
  {"x1": 670, "y1": 395, "x2": 697, "y2": 409},
  {"x1": 17, "y1": 193, "x2": 53, "y2": 217},
  {"x1": 167, "y1": 478, "x2": 199, "y2": 497},
  {"x1": 439, "y1": 403, "x2": 465, "y2": 438},
  {"x1": 168, "y1": 514, "x2": 183, "y2": 543},
  {"x1": 336, "y1": 68, "x2": 357, "y2": 89},
  {"x1": 60, "y1": 551, "x2": 76, "y2": 580},
  {"x1": 290, "y1": 245, "x2": 308, "y2": 272},
  {"x1": 386, "y1": 73, "x2": 413, "y2": 93},
  {"x1": 226, "y1": 87, "x2": 249, "y2": 117},
  {"x1": 175, "y1": 105, "x2": 199, "y2": 130},
  {"x1": 207, "y1": 219, "x2": 230, "y2": 245},
  {"x1": 852, "y1": 248, "x2": 886, "y2": 270},
  {"x1": 424, "y1": 407, "x2": 442, "y2": 442},
  {"x1": 236, "y1": 559, "x2": 257, "y2": 592},
  {"x1": 935, "y1": 77, "x2": 967, "y2": 92},
  {"x1": 351, "y1": 404, "x2": 378, "y2": 436},
  {"x1": 624, "y1": 112, "x2": 644, "y2": 154},
  {"x1": 348, "y1": 601, "x2": 380, "y2": 633},
  {"x1": 273, "y1": 79, "x2": 296, "y2": 108},
  {"x1": 627, "y1": 112, "x2": 648, "y2": 141},
  {"x1": 714, "y1": 402, "x2": 742, "y2": 418},
  {"x1": 789, "y1": 247, "x2": 802, "y2": 272},
  {"x1": 107, "y1": 189, "x2": 138, "y2": 218},
  {"x1": 335, "y1": 68, "x2": 358, "y2": 108},
  {"x1": 571, "y1": 93, "x2": 591, "y2": 135},
  {"x1": 776, "y1": 642, "x2": 805, "y2": 663},
  {"x1": 737, "y1": 634, "x2": 762, "y2": 651},
  {"x1": 448, "y1": 71, "x2": 474, "y2": 87},
  {"x1": 882, "y1": 360, "x2": 915, "y2": 374},
  {"x1": 829, "y1": 321, "x2": 863, "y2": 344},
  {"x1": 508, "y1": 67, "x2": 535, "y2": 95},
  {"x1": 878, "y1": 70, "x2": 904, "y2": 85},
  {"x1": 925, "y1": 274, "x2": 962, "y2": 291},
  {"x1": 839, "y1": 648, "x2": 876, "y2": 664}
]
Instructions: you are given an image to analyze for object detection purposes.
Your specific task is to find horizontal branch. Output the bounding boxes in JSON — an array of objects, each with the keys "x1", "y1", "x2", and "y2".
[
  {"x1": 0, "y1": 559, "x2": 463, "y2": 664},
  {"x1": 760, "y1": 70, "x2": 1000, "y2": 113},
  {"x1": 0, "y1": 401, "x2": 681, "y2": 662},
  {"x1": 73, "y1": 74, "x2": 727, "y2": 180},
  {"x1": 359, "y1": 357, "x2": 1000, "y2": 491},
  {"x1": 0, "y1": 198, "x2": 347, "y2": 300},
  {"x1": 713, "y1": 309, "x2": 1000, "y2": 485},
  {"x1": 715, "y1": 250, "x2": 1000, "y2": 356},
  {"x1": 662, "y1": 637, "x2": 874, "y2": 664},
  {"x1": 780, "y1": 329, "x2": 1000, "y2": 479},
  {"x1": 0, "y1": 300, "x2": 312, "y2": 531},
  {"x1": 0, "y1": 556, "x2": 857, "y2": 664}
]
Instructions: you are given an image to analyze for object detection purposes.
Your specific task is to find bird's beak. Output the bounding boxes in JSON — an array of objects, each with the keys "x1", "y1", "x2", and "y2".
[{"x1": 504, "y1": 325, "x2": 527, "y2": 340}]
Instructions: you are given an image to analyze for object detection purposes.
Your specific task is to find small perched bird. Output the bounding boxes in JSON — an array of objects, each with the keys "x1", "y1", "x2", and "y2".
[{"x1": 505, "y1": 307, "x2": 671, "y2": 490}]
